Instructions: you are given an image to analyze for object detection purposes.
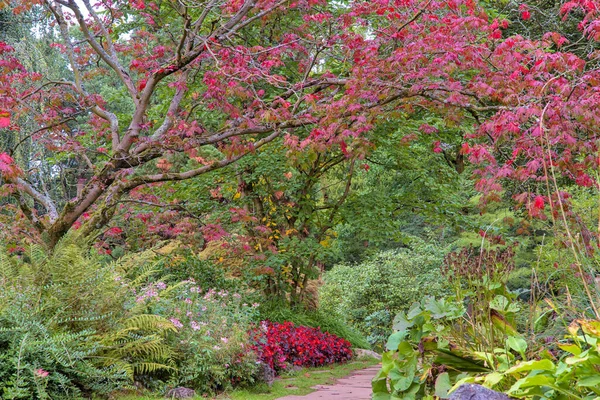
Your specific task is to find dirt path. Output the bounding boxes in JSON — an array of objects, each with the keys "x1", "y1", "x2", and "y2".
[{"x1": 275, "y1": 365, "x2": 379, "y2": 400}]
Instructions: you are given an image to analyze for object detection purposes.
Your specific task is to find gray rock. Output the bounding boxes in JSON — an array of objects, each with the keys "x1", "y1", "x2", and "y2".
[
  {"x1": 449, "y1": 384, "x2": 511, "y2": 400},
  {"x1": 257, "y1": 362, "x2": 275, "y2": 387},
  {"x1": 165, "y1": 387, "x2": 196, "y2": 399},
  {"x1": 353, "y1": 348, "x2": 382, "y2": 360}
]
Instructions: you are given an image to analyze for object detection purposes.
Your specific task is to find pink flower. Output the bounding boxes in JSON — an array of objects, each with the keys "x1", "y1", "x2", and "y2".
[
  {"x1": 221, "y1": 337, "x2": 229, "y2": 344},
  {"x1": 156, "y1": 281, "x2": 167, "y2": 290},
  {"x1": 34, "y1": 369, "x2": 49, "y2": 378},
  {"x1": 191, "y1": 321, "x2": 201, "y2": 331},
  {"x1": 169, "y1": 318, "x2": 183, "y2": 329}
]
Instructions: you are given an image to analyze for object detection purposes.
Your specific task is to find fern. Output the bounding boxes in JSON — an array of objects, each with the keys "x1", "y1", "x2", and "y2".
[{"x1": 0, "y1": 235, "x2": 178, "y2": 397}]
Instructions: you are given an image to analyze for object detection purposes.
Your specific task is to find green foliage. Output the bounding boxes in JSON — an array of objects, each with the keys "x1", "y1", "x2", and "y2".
[
  {"x1": 370, "y1": 243, "x2": 600, "y2": 399},
  {"x1": 165, "y1": 250, "x2": 246, "y2": 292},
  {"x1": 0, "y1": 238, "x2": 174, "y2": 398},
  {"x1": 373, "y1": 290, "x2": 521, "y2": 399},
  {"x1": 136, "y1": 280, "x2": 261, "y2": 395},
  {"x1": 451, "y1": 319, "x2": 600, "y2": 399},
  {"x1": 257, "y1": 302, "x2": 370, "y2": 350},
  {"x1": 319, "y1": 243, "x2": 446, "y2": 348},
  {"x1": 329, "y1": 115, "x2": 473, "y2": 265}
]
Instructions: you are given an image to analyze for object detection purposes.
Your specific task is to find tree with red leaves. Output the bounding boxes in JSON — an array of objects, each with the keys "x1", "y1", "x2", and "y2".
[{"x1": 1, "y1": 0, "x2": 600, "y2": 251}]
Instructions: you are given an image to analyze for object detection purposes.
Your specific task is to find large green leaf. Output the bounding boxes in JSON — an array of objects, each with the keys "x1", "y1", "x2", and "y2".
[
  {"x1": 504, "y1": 359, "x2": 555, "y2": 374},
  {"x1": 386, "y1": 331, "x2": 408, "y2": 351},
  {"x1": 434, "y1": 372, "x2": 452, "y2": 399},
  {"x1": 433, "y1": 349, "x2": 491, "y2": 372}
]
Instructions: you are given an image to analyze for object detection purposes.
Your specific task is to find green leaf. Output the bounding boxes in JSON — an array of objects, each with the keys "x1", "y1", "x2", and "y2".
[
  {"x1": 577, "y1": 375, "x2": 600, "y2": 387},
  {"x1": 372, "y1": 392, "x2": 391, "y2": 400},
  {"x1": 433, "y1": 349, "x2": 491, "y2": 372},
  {"x1": 507, "y1": 336, "x2": 527, "y2": 355},
  {"x1": 557, "y1": 343, "x2": 581, "y2": 356},
  {"x1": 504, "y1": 359, "x2": 555, "y2": 374},
  {"x1": 508, "y1": 374, "x2": 554, "y2": 392},
  {"x1": 565, "y1": 355, "x2": 589, "y2": 365},
  {"x1": 386, "y1": 331, "x2": 408, "y2": 351},
  {"x1": 483, "y1": 372, "x2": 504, "y2": 388},
  {"x1": 424, "y1": 297, "x2": 461, "y2": 319},
  {"x1": 390, "y1": 366, "x2": 414, "y2": 392},
  {"x1": 373, "y1": 376, "x2": 390, "y2": 394},
  {"x1": 490, "y1": 295, "x2": 518, "y2": 312},
  {"x1": 434, "y1": 372, "x2": 451, "y2": 398},
  {"x1": 392, "y1": 313, "x2": 414, "y2": 332}
]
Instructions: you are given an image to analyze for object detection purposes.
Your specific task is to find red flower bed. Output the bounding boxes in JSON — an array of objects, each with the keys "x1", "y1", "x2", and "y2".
[{"x1": 251, "y1": 321, "x2": 353, "y2": 372}]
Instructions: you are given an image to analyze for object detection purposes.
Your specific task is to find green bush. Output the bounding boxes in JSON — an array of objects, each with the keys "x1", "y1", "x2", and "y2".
[
  {"x1": 319, "y1": 244, "x2": 446, "y2": 348},
  {"x1": 0, "y1": 239, "x2": 174, "y2": 399}
]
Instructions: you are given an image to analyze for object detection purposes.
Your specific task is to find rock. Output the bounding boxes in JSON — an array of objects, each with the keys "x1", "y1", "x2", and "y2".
[
  {"x1": 449, "y1": 384, "x2": 511, "y2": 400},
  {"x1": 353, "y1": 348, "x2": 382, "y2": 360},
  {"x1": 257, "y1": 362, "x2": 275, "y2": 387},
  {"x1": 165, "y1": 387, "x2": 196, "y2": 399}
]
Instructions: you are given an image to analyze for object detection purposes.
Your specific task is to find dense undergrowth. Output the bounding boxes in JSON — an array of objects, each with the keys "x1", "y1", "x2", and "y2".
[{"x1": 0, "y1": 237, "x2": 364, "y2": 399}]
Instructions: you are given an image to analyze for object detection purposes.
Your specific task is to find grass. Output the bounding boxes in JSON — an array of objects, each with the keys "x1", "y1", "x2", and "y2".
[
  {"x1": 222, "y1": 357, "x2": 380, "y2": 400},
  {"x1": 114, "y1": 357, "x2": 380, "y2": 400}
]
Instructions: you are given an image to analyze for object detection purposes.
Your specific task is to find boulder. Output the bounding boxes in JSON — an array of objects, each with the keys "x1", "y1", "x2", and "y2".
[
  {"x1": 353, "y1": 348, "x2": 382, "y2": 360},
  {"x1": 449, "y1": 383, "x2": 511, "y2": 400},
  {"x1": 165, "y1": 387, "x2": 196, "y2": 399}
]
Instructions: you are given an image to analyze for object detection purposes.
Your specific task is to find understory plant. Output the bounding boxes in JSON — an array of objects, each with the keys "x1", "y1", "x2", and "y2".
[
  {"x1": 137, "y1": 280, "x2": 262, "y2": 395},
  {"x1": 250, "y1": 321, "x2": 353, "y2": 374},
  {"x1": 372, "y1": 245, "x2": 539, "y2": 399},
  {"x1": 0, "y1": 238, "x2": 175, "y2": 399},
  {"x1": 452, "y1": 319, "x2": 600, "y2": 399},
  {"x1": 373, "y1": 243, "x2": 600, "y2": 399},
  {"x1": 257, "y1": 300, "x2": 370, "y2": 349},
  {"x1": 320, "y1": 244, "x2": 445, "y2": 349}
]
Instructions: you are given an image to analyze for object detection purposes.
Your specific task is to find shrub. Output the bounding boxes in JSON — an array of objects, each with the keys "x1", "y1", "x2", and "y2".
[
  {"x1": 138, "y1": 281, "x2": 261, "y2": 395},
  {"x1": 251, "y1": 321, "x2": 353, "y2": 373},
  {"x1": 319, "y1": 244, "x2": 445, "y2": 348},
  {"x1": 257, "y1": 302, "x2": 370, "y2": 349}
]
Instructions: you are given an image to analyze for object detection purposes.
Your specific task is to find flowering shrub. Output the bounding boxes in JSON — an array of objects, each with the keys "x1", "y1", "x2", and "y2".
[
  {"x1": 137, "y1": 280, "x2": 262, "y2": 394},
  {"x1": 251, "y1": 321, "x2": 353, "y2": 373}
]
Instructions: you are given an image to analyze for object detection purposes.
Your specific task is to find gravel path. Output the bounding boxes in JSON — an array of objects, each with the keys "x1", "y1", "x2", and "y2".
[{"x1": 275, "y1": 365, "x2": 379, "y2": 400}]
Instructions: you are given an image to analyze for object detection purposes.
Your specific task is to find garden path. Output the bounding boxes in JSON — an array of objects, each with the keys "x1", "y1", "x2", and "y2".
[{"x1": 275, "y1": 365, "x2": 379, "y2": 400}]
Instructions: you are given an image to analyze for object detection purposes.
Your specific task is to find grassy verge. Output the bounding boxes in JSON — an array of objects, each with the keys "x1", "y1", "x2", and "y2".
[
  {"x1": 114, "y1": 357, "x2": 380, "y2": 400},
  {"x1": 221, "y1": 357, "x2": 380, "y2": 400}
]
